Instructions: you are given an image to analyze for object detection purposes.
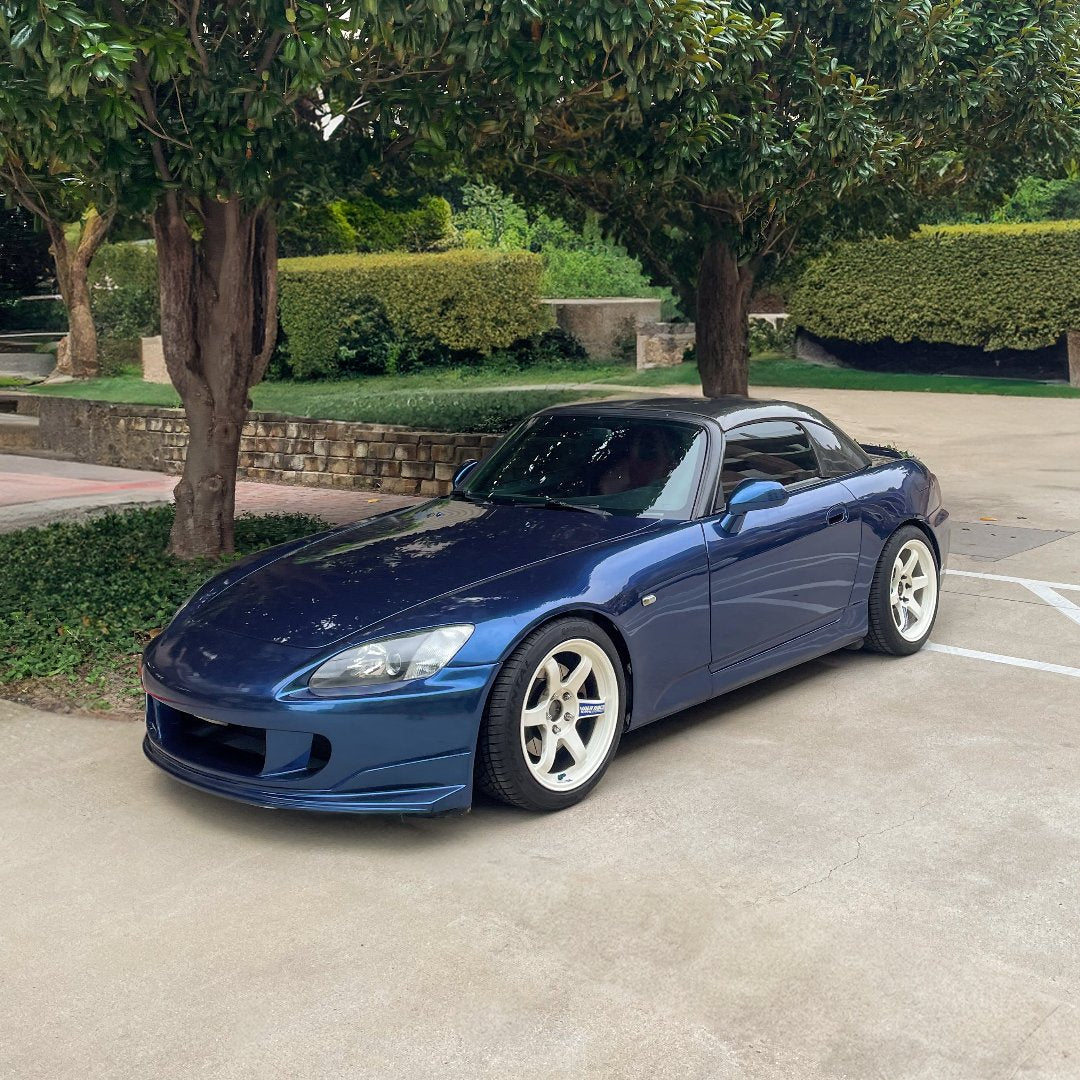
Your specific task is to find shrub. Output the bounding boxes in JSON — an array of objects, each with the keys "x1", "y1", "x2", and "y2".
[
  {"x1": 278, "y1": 201, "x2": 357, "y2": 258},
  {"x1": 0, "y1": 296, "x2": 66, "y2": 332},
  {"x1": 0, "y1": 507, "x2": 326, "y2": 694},
  {"x1": 279, "y1": 196, "x2": 454, "y2": 258},
  {"x1": 98, "y1": 337, "x2": 141, "y2": 376},
  {"x1": 341, "y1": 195, "x2": 453, "y2": 253},
  {"x1": 748, "y1": 317, "x2": 795, "y2": 356},
  {"x1": 788, "y1": 221, "x2": 1080, "y2": 352},
  {"x1": 89, "y1": 242, "x2": 160, "y2": 338},
  {"x1": 995, "y1": 177, "x2": 1080, "y2": 223},
  {"x1": 278, "y1": 249, "x2": 548, "y2": 378},
  {"x1": 259, "y1": 387, "x2": 604, "y2": 432}
]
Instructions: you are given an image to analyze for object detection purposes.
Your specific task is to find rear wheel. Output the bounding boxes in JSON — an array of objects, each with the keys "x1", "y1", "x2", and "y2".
[
  {"x1": 865, "y1": 526, "x2": 940, "y2": 655},
  {"x1": 475, "y1": 618, "x2": 625, "y2": 811}
]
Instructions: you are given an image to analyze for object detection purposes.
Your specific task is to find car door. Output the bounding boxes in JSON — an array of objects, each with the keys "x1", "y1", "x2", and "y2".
[{"x1": 702, "y1": 420, "x2": 862, "y2": 667}]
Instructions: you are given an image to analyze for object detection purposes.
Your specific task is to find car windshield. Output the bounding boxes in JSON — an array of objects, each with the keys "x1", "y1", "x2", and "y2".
[{"x1": 462, "y1": 414, "x2": 707, "y2": 518}]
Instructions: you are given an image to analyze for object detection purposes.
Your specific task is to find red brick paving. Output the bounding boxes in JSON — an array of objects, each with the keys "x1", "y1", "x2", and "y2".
[{"x1": 0, "y1": 453, "x2": 420, "y2": 531}]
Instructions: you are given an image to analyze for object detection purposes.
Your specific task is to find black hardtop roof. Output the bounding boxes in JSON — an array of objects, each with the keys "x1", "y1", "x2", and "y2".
[{"x1": 545, "y1": 395, "x2": 836, "y2": 432}]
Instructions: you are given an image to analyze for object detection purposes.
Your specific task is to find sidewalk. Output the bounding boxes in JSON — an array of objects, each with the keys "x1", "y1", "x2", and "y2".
[{"x1": 0, "y1": 453, "x2": 419, "y2": 533}]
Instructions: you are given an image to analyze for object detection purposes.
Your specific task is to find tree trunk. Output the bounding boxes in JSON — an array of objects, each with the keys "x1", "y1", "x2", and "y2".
[
  {"x1": 154, "y1": 196, "x2": 277, "y2": 560},
  {"x1": 695, "y1": 240, "x2": 755, "y2": 398},
  {"x1": 48, "y1": 208, "x2": 113, "y2": 379}
]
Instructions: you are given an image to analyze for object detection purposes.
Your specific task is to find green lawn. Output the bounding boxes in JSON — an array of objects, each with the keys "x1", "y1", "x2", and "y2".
[
  {"x1": 615, "y1": 356, "x2": 1080, "y2": 397},
  {"x1": 25, "y1": 355, "x2": 1080, "y2": 416},
  {"x1": 29, "y1": 375, "x2": 608, "y2": 432}
]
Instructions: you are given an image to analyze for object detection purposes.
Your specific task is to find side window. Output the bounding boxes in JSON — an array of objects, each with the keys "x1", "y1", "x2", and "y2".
[
  {"x1": 716, "y1": 421, "x2": 821, "y2": 505},
  {"x1": 802, "y1": 421, "x2": 871, "y2": 478}
]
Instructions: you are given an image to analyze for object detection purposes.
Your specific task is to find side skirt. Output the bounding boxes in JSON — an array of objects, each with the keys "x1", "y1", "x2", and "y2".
[{"x1": 627, "y1": 602, "x2": 867, "y2": 731}]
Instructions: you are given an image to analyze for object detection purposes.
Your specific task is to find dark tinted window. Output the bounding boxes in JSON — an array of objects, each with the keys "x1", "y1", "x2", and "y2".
[
  {"x1": 717, "y1": 421, "x2": 820, "y2": 503},
  {"x1": 464, "y1": 414, "x2": 706, "y2": 519},
  {"x1": 803, "y1": 421, "x2": 870, "y2": 478}
]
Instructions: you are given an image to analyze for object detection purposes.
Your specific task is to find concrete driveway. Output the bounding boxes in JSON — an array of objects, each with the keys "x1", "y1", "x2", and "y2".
[{"x1": 2, "y1": 386, "x2": 1079, "y2": 1080}]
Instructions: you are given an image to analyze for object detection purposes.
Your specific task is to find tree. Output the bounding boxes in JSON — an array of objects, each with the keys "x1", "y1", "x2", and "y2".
[
  {"x1": 507, "y1": 1, "x2": 1080, "y2": 396},
  {"x1": 0, "y1": 62, "x2": 116, "y2": 377},
  {"x1": 2, "y1": 0, "x2": 763, "y2": 556}
]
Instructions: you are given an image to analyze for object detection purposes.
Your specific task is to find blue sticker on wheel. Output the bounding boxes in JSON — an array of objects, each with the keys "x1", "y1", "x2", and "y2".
[{"x1": 578, "y1": 700, "x2": 606, "y2": 717}]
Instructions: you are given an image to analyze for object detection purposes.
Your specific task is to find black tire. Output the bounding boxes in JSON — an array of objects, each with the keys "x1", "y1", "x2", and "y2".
[
  {"x1": 865, "y1": 525, "x2": 941, "y2": 656},
  {"x1": 475, "y1": 618, "x2": 627, "y2": 811}
]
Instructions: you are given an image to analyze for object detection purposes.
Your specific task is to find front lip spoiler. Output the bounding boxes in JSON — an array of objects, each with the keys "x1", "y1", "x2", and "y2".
[{"x1": 144, "y1": 737, "x2": 470, "y2": 816}]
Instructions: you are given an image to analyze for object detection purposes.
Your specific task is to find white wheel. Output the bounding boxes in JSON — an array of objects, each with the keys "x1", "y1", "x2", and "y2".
[
  {"x1": 520, "y1": 639, "x2": 621, "y2": 792},
  {"x1": 889, "y1": 538, "x2": 938, "y2": 642}
]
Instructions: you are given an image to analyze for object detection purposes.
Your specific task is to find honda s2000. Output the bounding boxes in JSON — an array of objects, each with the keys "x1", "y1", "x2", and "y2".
[{"x1": 143, "y1": 397, "x2": 949, "y2": 813}]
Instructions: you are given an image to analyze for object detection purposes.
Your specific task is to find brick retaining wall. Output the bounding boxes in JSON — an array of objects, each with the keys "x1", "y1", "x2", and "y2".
[{"x1": 34, "y1": 397, "x2": 499, "y2": 496}]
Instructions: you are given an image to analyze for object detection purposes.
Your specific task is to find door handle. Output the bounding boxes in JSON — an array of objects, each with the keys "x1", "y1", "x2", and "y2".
[{"x1": 826, "y1": 505, "x2": 847, "y2": 526}]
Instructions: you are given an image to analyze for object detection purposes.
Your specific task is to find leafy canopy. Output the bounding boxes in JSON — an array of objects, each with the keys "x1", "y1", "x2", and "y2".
[{"x1": 505, "y1": 0, "x2": 1080, "y2": 294}]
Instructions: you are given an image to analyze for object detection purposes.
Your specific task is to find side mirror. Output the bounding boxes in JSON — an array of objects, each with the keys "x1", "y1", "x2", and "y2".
[
  {"x1": 453, "y1": 459, "x2": 479, "y2": 490},
  {"x1": 720, "y1": 479, "x2": 788, "y2": 534}
]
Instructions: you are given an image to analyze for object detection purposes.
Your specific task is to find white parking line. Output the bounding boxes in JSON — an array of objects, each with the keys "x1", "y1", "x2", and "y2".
[
  {"x1": 945, "y1": 569, "x2": 1080, "y2": 628},
  {"x1": 930, "y1": 569, "x2": 1080, "y2": 678},
  {"x1": 925, "y1": 643, "x2": 1080, "y2": 680},
  {"x1": 947, "y1": 569, "x2": 1080, "y2": 593}
]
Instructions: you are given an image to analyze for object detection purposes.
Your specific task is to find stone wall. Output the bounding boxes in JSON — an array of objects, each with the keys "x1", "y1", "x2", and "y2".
[
  {"x1": 540, "y1": 298, "x2": 662, "y2": 359},
  {"x1": 636, "y1": 322, "x2": 696, "y2": 370},
  {"x1": 34, "y1": 397, "x2": 499, "y2": 496}
]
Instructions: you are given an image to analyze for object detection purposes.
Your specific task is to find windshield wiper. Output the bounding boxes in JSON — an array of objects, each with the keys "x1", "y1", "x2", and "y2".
[{"x1": 515, "y1": 496, "x2": 611, "y2": 517}]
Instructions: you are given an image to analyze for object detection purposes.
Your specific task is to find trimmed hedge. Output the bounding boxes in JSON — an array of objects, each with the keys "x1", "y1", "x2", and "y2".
[
  {"x1": 278, "y1": 196, "x2": 453, "y2": 258},
  {"x1": 278, "y1": 250, "x2": 548, "y2": 378},
  {"x1": 788, "y1": 221, "x2": 1080, "y2": 351}
]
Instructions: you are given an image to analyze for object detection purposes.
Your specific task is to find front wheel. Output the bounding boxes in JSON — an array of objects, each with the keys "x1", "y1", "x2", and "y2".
[
  {"x1": 475, "y1": 618, "x2": 626, "y2": 811},
  {"x1": 865, "y1": 526, "x2": 940, "y2": 655}
]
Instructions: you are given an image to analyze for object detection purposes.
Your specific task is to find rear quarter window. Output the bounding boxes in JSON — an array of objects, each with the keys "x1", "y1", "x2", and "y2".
[{"x1": 802, "y1": 421, "x2": 871, "y2": 478}]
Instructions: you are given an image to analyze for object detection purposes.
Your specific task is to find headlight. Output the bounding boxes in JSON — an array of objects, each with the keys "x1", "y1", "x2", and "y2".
[{"x1": 308, "y1": 624, "x2": 474, "y2": 696}]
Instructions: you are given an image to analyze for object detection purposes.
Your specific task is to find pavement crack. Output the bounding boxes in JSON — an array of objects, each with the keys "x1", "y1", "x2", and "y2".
[
  {"x1": 1004, "y1": 1002, "x2": 1068, "y2": 1080},
  {"x1": 775, "y1": 778, "x2": 974, "y2": 901}
]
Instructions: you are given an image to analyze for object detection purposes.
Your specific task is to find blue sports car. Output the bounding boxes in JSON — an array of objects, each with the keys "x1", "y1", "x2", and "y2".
[{"x1": 143, "y1": 397, "x2": 949, "y2": 814}]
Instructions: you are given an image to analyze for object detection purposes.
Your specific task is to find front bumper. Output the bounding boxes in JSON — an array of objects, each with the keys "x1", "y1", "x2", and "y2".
[{"x1": 143, "y1": 656, "x2": 499, "y2": 816}]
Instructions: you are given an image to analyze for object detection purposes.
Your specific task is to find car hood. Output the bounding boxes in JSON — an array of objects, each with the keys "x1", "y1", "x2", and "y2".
[{"x1": 190, "y1": 498, "x2": 653, "y2": 649}]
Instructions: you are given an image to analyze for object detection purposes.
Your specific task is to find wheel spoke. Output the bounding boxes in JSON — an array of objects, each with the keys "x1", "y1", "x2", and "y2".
[
  {"x1": 907, "y1": 597, "x2": 922, "y2": 618},
  {"x1": 535, "y1": 728, "x2": 558, "y2": 773},
  {"x1": 522, "y1": 702, "x2": 549, "y2": 729},
  {"x1": 910, "y1": 575, "x2": 929, "y2": 592},
  {"x1": 903, "y1": 549, "x2": 918, "y2": 575},
  {"x1": 560, "y1": 727, "x2": 588, "y2": 766},
  {"x1": 542, "y1": 657, "x2": 562, "y2": 694},
  {"x1": 564, "y1": 655, "x2": 593, "y2": 695}
]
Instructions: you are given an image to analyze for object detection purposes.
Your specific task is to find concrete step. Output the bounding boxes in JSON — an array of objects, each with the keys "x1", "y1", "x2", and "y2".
[{"x1": 0, "y1": 415, "x2": 42, "y2": 453}]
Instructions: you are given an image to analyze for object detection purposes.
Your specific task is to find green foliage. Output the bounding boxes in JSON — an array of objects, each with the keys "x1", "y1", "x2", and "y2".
[
  {"x1": 0, "y1": 296, "x2": 66, "y2": 332},
  {"x1": 278, "y1": 249, "x2": 547, "y2": 378},
  {"x1": 994, "y1": 177, "x2": 1080, "y2": 224},
  {"x1": 88, "y1": 242, "x2": 159, "y2": 338},
  {"x1": 28, "y1": 375, "x2": 605, "y2": 428},
  {"x1": 0, "y1": 508, "x2": 327, "y2": 692},
  {"x1": 251, "y1": 387, "x2": 603, "y2": 433},
  {"x1": 278, "y1": 201, "x2": 357, "y2": 259},
  {"x1": 454, "y1": 183, "x2": 675, "y2": 312},
  {"x1": 97, "y1": 337, "x2": 141, "y2": 376},
  {"x1": 340, "y1": 195, "x2": 453, "y2": 253},
  {"x1": 747, "y1": 317, "x2": 795, "y2": 357},
  {"x1": 789, "y1": 222, "x2": 1080, "y2": 352}
]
